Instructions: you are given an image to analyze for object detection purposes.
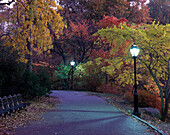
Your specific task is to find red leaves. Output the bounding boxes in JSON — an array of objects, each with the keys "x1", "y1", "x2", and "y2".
[
  {"x1": 69, "y1": 21, "x2": 89, "y2": 37},
  {"x1": 97, "y1": 15, "x2": 128, "y2": 28},
  {"x1": 90, "y1": 49, "x2": 109, "y2": 59}
]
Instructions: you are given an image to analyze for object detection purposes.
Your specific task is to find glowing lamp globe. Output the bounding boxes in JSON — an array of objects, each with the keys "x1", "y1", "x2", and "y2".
[
  {"x1": 70, "y1": 60, "x2": 75, "y2": 66},
  {"x1": 130, "y1": 44, "x2": 140, "y2": 57}
]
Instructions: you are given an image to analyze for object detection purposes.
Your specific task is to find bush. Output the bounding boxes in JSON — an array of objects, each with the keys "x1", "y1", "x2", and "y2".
[
  {"x1": 38, "y1": 69, "x2": 52, "y2": 91},
  {"x1": 75, "y1": 62, "x2": 104, "y2": 92},
  {"x1": 79, "y1": 75, "x2": 103, "y2": 92},
  {"x1": 18, "y1": 69, "x2": 52, "y2": 99},
  {"x1": 97, "y1": 83, "x2": 132, "y2": 96},
  {"x1": 97, "y1": 84, "x2": 116, "y2": 94},
  {"x1": 51, "y1": 65, "x2": 70, "y2": 90},
  {"x1": 123, "y1": 91, "x2": 134, "y2": 103},
  {"x1": 0, "y1": 45, "x2": 27, "y2": 96},
  {"x1": 123, "y1": 90, "x2": 161, "y2": 111}
]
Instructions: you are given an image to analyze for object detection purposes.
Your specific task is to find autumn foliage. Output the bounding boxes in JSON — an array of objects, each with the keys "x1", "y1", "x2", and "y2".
[
  {"x1": 75, "y1": 62, "x2": 104, "y2": 91},
  {"x1": 52, "y1": 20, "x2": 95, "y2": 64},
  {"x1": 124, "y1": 90, "x2": 161, "y2": 111},
  {"x1": 97, "y1": 15, "x2": 129, "y2": 28},
  {"x1": 0, "y1": 0, "x2": 169, "y2": 123}
]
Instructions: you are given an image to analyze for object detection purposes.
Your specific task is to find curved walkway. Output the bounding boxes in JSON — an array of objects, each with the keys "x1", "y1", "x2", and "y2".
[{"x1": 14, "y1": 90, "x2": 156, "y2": 135}]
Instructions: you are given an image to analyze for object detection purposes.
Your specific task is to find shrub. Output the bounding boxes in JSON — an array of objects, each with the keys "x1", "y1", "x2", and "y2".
[
  {"x1": 51, "y1": 65, "x2": 70, "y2": 90},
  {"x1": 123, "y1": 90, "x2": 161, "y2": 111},
  {"x1": 123, "y1": 91, "x2": 134, "y2": 103},
  {"x1": 18, "y1": 69, "x2": 52, "y2": 99},
  {"x1": 37, "y1": 69, "x2": 52, "y2": 91},
  {"x1": 138, "y1": 90, "x2": 161, "y2": 111},
  {"x1": 81, "y1": 75, "x2": 103, "y2": 92},
  {"x1": 97, "y1": 84, "x2": 116, "y2": 94},
  {"x1": 0, "y1": 45, "x2": 27, "y2": 96},
  {"x1": 97, "y1": 83, "x2": 132, "y2": 96},
  {"x1": 74, "y1": 62, "x2": 104, "y2": 92}
]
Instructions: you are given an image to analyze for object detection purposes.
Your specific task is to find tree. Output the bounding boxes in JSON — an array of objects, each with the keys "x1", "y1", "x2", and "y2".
[
  {"x1": 97, "y1": 15, "x2": 127, "y2": 28},
  {"x1": 59, "y1": 0, "x2": 88, "y2": 22},
  {"x1": 4, "y1": 0, "x2": 65, "y2": 71},
  {"x1": 94, "y1": 22, "x2": 170, "y2": 121},
  {"x1": 52, "y1": 20, "x2": 96, "y2": 65},
  {"x1": 86, "y1": 0, "x2": 151, "y2": 23},
  {"x1": 59, "y1": 0, "x2": 151, "y2": 23},
  {"x1": 148, "y1": 0, "x2": 170, "y2": 24}
]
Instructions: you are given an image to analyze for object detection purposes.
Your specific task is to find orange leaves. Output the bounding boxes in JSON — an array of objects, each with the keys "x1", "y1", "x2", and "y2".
[
  {"x1": 144, "y1": 79, "x2": 160, "y2": 95},
  {"x1": 69, "y1": 21, "x2": 90, "y2": 39},
  {"x1": 62, "y1": 21, "x2": 92, "y2": 43},
  {"x1": 124, "y1": 90, "x2": 161, "y2": 111}
]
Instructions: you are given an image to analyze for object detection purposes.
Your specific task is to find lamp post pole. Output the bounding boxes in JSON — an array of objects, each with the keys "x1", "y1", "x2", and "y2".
[
  {"x1": 71, "y1": 66, "x2": 73, "y2": 90},
  {"x1": 70, "y1": 60, "x2": 75, "y2": 90},
  {"x1": 130, "y1": 44, "x2": 140, "y2": 117},
  {"x1": 133, "y1": 56, "x2": 139, "y2": 116}
]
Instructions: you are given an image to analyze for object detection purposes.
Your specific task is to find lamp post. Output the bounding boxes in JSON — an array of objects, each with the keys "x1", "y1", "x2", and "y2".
[
  {"x1": 70, "y1": 60, "x2": 75, "y2": 90},
  {"x1": 130, "y1": 44, "x2": 140, "y2": 117}
]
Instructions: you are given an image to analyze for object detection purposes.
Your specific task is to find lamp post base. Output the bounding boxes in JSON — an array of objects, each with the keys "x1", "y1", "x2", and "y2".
[{"x1": 132, "y1": 111, "x2": 141, "y2": 117}]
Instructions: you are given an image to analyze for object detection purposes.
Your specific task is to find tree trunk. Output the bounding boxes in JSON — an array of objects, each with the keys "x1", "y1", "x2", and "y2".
[
  {"x1": 27, "y1": 39, "x2": 33, "y2": 72},
  {"x1": 162, "y1": 69, "x2": 170, "y2": 121},
  {"x1": 162, "y1": 58, "x2": 170, "y2": 121},
  {"x1": 105, "y1": 73, "x2": 108, "y2": 84},
  {"x1": 162, "y1": 96, "x2": 169, "y2": 121},
  {"x1": 148, "y1": 67, "x2": 164, "y2": 119}
]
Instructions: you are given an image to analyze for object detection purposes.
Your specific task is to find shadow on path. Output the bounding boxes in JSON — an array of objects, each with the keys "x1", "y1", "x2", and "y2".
[{"x1": 14, "y1": 90, "x2": 156, "y2": 135}]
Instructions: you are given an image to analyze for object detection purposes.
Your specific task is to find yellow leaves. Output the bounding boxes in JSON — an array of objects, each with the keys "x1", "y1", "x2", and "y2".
[
  {"x1": 19, "y1": 57, "x2": 28, "y2": 63},
  {"x1": 101, "y1": 67, "x2": 107, "y2": 72},
  {"x1": 57, "y1": 5, "x2": 63, "y2": 10},
  {"x1": 85, "y1": 61, "x2": 93, "y2": 66},
  {"x1": 6, "y1": 0, "x2": 64, "y2": 63},
  {"x1": 48, "y1": 45, "x2": 53, "y2": 50},
  {"x1": 118, "y1": 70, "x2": 133, "y2": 86},
  {"x1": 144, "y1": 79, "x2": 160, "y2": 95},
  {"x1": 117, "y1": 69, "x2": 142, "y2": 86},
  {"x1": 105, "y1": 66, "x2": 116, "y2": 75},
  {"x1": 47, "y1": 50, "x2": 51, "y2": 54},
  {"x1": 116, "y1": 61, "x2": 124, "y2": 69},
  {"x1": 95, "y1": 57, "x2": 102, "y2": 65}
]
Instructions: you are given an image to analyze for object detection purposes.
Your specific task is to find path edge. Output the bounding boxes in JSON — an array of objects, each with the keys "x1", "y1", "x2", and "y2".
[
  {"x1": 131, "y1": 114, "x2": 166, "y2": 135},
  {"x1": 96, "y1": 94, "x2": 167, "y2": 135}
]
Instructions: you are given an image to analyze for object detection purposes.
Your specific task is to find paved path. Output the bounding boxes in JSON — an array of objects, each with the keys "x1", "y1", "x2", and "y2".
[{"x1": 14, "y1": 90, "x2": 155, "y2": 135}]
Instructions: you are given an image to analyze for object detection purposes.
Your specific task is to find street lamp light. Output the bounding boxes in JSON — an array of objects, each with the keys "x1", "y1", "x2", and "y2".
[
  {"x1": 130, "y1": 44, "x2": 141, "y2": 117},
  {"x1": 70, "y1": 60, "x2": 75, "y2": 66},
  {"x1": 70, "y1": 60, "x2": 75, "y2": 90}
]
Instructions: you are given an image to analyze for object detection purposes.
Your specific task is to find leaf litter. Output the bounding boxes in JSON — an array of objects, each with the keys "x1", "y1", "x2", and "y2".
[{"x1": 0, "y1": 96, "x2": 60, "y2": 135}]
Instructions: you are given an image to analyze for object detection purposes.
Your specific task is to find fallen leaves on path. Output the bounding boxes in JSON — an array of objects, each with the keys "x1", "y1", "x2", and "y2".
[{"x1": 0, "y1": 96, "x2": 60, "y2": 135}]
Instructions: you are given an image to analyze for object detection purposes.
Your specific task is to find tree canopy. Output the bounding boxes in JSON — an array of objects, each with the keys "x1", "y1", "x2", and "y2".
[
  {"x1": 94, "y1": 21, "x2": 170, "y2": 120},
  {"x1": 3, "y1": 0, "x2": 65, "y2": 69}
]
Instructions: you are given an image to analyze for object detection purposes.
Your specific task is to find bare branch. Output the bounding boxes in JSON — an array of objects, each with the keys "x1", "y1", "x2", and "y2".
[{"x1": 0, "y1": 0, "x2": 15, "y2": 5}]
